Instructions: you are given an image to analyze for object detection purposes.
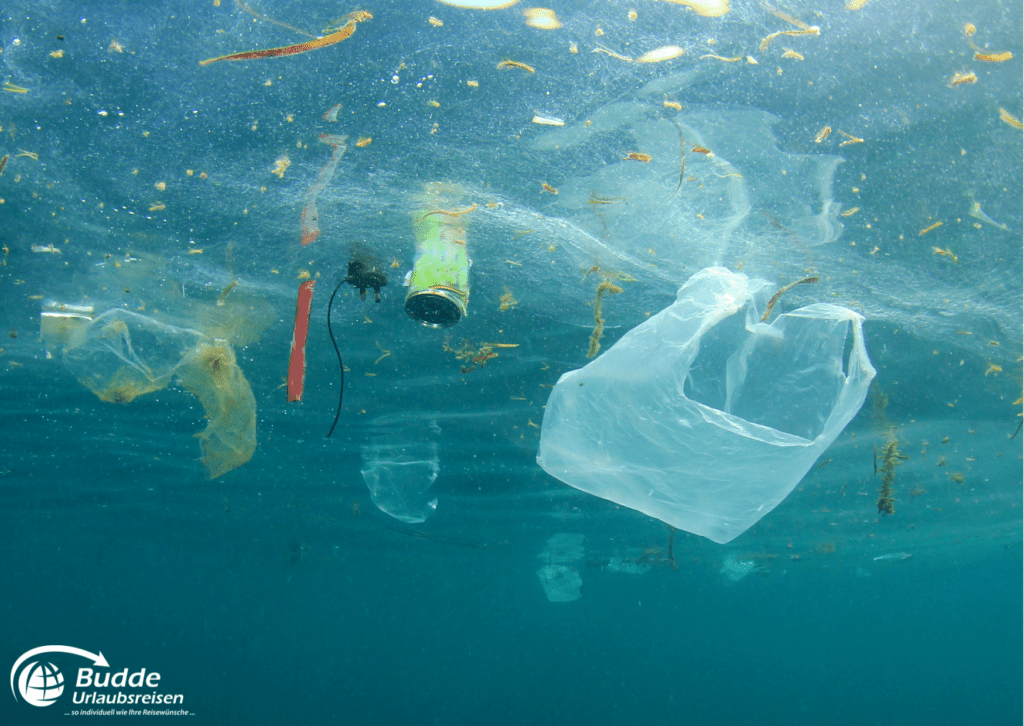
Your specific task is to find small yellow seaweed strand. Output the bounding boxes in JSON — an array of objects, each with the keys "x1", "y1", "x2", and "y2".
[{"x1": 417, "y1": 204, "x2": 477, "y2": 223}]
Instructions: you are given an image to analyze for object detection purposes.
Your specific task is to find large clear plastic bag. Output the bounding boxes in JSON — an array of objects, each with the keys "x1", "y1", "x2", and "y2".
[{"x1": 537, "y1": 267, "x2": 876, "y2": 544}]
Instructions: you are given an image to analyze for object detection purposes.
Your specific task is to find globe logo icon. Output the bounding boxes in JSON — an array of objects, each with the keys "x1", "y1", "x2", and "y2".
[{"x1": 18, "y1": 661, "x2": 64, "y2": 707}]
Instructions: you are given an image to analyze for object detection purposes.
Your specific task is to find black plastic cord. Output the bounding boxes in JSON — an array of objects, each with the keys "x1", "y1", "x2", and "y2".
[{"x1": 325, "y1": 277, "x2": 346, "y2": 438}]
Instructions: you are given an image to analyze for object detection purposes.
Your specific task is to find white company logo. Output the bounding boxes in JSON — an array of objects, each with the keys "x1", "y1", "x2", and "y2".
[{"x1": 10, "y1": 646, "x2": 190, "y2": 716}]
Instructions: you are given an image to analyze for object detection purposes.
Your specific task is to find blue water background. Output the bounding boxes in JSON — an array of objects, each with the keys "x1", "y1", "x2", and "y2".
[{"x1": 2, "y1": 0, "x2": 1022, "y2": 723}]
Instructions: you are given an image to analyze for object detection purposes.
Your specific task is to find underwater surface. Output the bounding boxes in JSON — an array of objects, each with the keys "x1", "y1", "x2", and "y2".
[{"x1": 1, "y1": 0, "x2": 1021, "y2": 723}]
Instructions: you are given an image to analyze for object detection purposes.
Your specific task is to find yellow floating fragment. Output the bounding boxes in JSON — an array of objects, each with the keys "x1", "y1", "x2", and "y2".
[
  {"x1": 998, "y1": 108, "x2": 1023, "y2": 129},
  {"x1": 700, "y1": 54, "x2": 742, "y2": 62},
  {"x1": 148, "y1": 203, "x2": 166, "y2": 212},
  {"x1": 523, "y1": 8, "x2": 561, "y2": 29},
  {"x1": 356, "y1": 137, "x2": 373, "y2": 147},
  {"x1": 948, "y1": 71, "x2": 977, "y2": 86},
  {"x1": 270, "y1": 155, "x2": 290, "y2": 178},
  {"x1": 532, "y1": 114, "x2": 565, "y2": 126},
  {"x1": 975, "y1": 51, "x2": 1012, "y2": 62},
  {"x1": 840, "y1": 207, "x2": 859, "y2": 217},
  {"x1": 845, "y1": 0, "x2": 870, "y2": 9},
  {"x1": 2, "y1": 82, "x2": 29, "y2": 94},
  {"x1": 662, "y1": 0, "x2": 730, "y2": 18},
  {"x1": 635, "y1": 46, "x2": 685, "y2": 63},
  {"x1": 838, "y1": 131, "x2": 864, "y2": 146},
  {"x1": 428, "y1": 17, "x2": 444, "y2": 27},
  {"x1": 438, "y1": 0, "x2": 520, "y2": 8},
  {"x1": 814, "y1": 125, "x2": 831, "y2": 143},
  {"x1": 781, "y1": 48, "x2": 804, "y2": 60},
  {"x1": 919, "y1": 221, "x2": 943, "y2": 236}
]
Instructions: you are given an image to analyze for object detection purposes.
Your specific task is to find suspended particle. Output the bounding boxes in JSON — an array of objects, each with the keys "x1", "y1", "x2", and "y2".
[
  {"x1": 438, "y1": 0, "x2": 520, "y2": 7},
  {"x1": 635, "y1": 45, "x2": 685, "y2": 63},
  {"x1": 975, "y1": 51, "x2": 1012, "y2": 62},
  {"x1": 532, "y1": 114, "x2": 565, "y2": 126},
  {"x1": 270, "y1": 155, "x2": 290, "y2": 178},
  {"x1": 998, "y1": 108, "x2": 1023, "y2": 129},
  {"x1": 759, "y1": 27, "x2": 819, "y2": 51},
  {"x1": 931, "y1": 246, "x2": 958, "y2": 263},
  {"x1": 497, "y1": 59, "x2": 536, "y2": 73},
  {"x1": 948, "y1": 71, "x2": 977, "y2": 86},
  {"x1": 523, "y1": 8, "x2": 561, "y2": 29},
  {"x1": 662, "y1": 0, "x2": 731, "y2": 17}
]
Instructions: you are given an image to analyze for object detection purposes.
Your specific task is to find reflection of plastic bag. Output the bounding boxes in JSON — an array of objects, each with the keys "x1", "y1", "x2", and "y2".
[
  {"x1": 536, "y1": 533, "x2": 584, "y2": 602},
  {"x1": 62, "y1": 309, "x2": 256, "y2": 478},
  {"x1": 360, "y1": 443, "x2": 439, "y2": 523},
  {"x1": 538, "y1": 267, "x2": 876, "y2": 544},
  {"x1": 536, "y1": 565, "x2": 583, "y2": 602}
]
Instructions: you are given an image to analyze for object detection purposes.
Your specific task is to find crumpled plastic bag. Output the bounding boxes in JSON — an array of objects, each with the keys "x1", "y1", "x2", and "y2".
[
  {"x1": 62, "y1": 309, "x2": 256, "y2": 479},
  {"x1": 537, "y1": 267, "x2": 876, "y2": 544}
]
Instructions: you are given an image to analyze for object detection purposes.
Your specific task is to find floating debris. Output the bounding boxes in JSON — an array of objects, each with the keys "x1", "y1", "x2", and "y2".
[{"x1": 523, "y1": 7, "x2": 561, "y2": 29}]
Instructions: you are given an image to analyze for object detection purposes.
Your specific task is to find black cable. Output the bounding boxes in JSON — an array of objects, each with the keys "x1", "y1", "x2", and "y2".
[{"x1": 325, "y1": 277, "x2": 347, "y2": 438}]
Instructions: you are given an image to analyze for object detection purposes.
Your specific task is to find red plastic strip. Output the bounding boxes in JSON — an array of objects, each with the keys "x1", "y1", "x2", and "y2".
[{"x1": 287, "y1": 280, "x2": 316, "y2": 402}]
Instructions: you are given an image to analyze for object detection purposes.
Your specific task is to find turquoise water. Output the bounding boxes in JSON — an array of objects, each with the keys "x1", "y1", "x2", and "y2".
[{"x1": 2, "y1": 1, "x2": 1021, "y2": 723}]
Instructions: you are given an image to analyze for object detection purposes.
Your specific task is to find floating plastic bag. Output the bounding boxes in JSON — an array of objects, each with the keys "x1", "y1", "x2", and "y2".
[
  {"x1": 63, "y1": 309, "x2": 203, "y2": 404},
  {"x1": 360, "y1": 442, "x2": 439, "y2": 523},
  {"x1": 61, "y1": 309, "x2": 257, "y2": 478},
  {"x1": 537, "y1": 267, "x2": 876, "y2": 544}
]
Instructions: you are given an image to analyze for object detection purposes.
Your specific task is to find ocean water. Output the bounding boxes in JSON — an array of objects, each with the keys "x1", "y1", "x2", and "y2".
[{"x1": 2, "y1": 1, "x2": 1021, "y2": 723}]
